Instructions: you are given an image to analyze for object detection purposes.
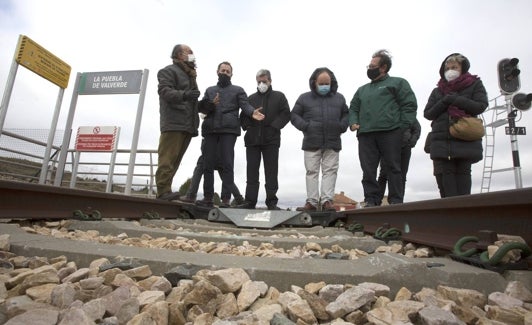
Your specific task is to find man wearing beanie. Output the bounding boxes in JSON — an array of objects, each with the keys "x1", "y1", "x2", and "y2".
[{"x1": 195, "y1": 61, "x2": 264, "y2": 207}]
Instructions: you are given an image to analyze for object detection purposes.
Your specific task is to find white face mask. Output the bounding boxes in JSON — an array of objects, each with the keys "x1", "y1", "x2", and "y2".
[
  {"x1": 187, "y1": 54, "x2": 196, "y2": 63},
  {"x1": 257, "y1": 82, "x2": 268, "y2": 93},
  {"x1": 444, "y1": 69, "x2": 460, "y2": 82}
]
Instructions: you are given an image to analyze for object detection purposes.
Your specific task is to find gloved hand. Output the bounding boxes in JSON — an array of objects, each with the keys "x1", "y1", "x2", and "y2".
[
  {"x1": 442, "y1": 94, "x2": 457, "y2": 105},
  {"x1": 184, "y1": 89, "x2": 200, "y2": 101}
]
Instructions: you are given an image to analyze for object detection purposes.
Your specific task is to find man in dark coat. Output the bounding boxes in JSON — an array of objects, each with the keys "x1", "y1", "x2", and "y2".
[
  {"x1": 155, "y1": 44, "x2": 200, "y2": 201},
  {"x1": 195, "y1": 61, "x2": 264, "y2": 207},
  {"x1": 238, "y1": 69, "x2": 291, "y2": 210}
]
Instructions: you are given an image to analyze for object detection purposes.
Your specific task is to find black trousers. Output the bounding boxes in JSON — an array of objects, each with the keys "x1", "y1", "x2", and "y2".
[
  {"x1": 436, "y1": 158, "x2": 472, "y2": 197},
  {"x1": 377, "y1": 146, "x2": 412, "y2": 201},
  {"x1": 358, "y1": 128, "x2": 403, "y2": 205},
  {"x1": 187, "y1": 139, "x2": 241, "y2": 200},
  {"x1": 245, "y1": 144, "x2": 279, "y2": 206},
  {"x1": 433, "y1": 159, "x2": 444, "y2": 198},
  {"x1": 202, "y1": 134, "x2": 237, "y2": 200}
]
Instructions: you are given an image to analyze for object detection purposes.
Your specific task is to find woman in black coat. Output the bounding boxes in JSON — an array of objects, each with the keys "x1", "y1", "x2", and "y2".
[{"x1": 424, "y1": 53, "x2": 488, "y2": 197}]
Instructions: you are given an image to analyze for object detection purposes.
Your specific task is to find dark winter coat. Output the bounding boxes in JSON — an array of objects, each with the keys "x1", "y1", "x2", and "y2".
[
  {"x1": 198, "y1": 83, "x2": 254, "y2": 136},
  {"x1": 424, "y1": 59, "x2": 488, "y2": 162},
  {"x1": 241, "y1": 87, "x2": 291, "y2": 147},
  {"x1": 157, "y1": 63, "x2": 200, "y2": 135},
  {"x1": 291, "y1": 67, "x2": 349, "y2": 151}
]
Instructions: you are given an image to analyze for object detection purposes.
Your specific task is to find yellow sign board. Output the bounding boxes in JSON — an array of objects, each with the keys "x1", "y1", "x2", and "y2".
[{"x1": 15, "y1": 35, "x2": 71, "y2": 89}]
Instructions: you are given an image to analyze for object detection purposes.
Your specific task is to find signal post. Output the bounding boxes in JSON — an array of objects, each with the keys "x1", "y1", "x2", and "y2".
[{"x1": 497, "y1": 58, "x2": 532, "y2": 188}]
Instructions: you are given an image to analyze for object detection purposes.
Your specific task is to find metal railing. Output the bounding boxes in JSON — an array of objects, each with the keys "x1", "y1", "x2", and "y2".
[{"x1": 0, "y1": 129, "x2": 158, "y2": 197}]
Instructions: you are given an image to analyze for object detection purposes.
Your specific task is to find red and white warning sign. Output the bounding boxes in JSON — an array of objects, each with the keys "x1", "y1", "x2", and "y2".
[{"x1": 75, "y1": 126, "x2": 119, "y2": 152}]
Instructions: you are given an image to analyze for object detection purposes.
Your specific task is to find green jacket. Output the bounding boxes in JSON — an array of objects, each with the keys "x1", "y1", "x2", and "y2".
[{"x1": 349, "y1": 74, "x2": 417, "y2": 134}]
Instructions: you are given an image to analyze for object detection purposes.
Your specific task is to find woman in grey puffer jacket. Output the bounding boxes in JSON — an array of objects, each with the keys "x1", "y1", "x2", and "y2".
[{"x1": 424, "y1": 53, "x2": 488, "y2": 197}]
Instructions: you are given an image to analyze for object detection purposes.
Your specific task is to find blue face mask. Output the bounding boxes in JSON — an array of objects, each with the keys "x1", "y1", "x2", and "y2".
[{"x1": 316, "y1": 85, "x2": 330, "y2": 95}]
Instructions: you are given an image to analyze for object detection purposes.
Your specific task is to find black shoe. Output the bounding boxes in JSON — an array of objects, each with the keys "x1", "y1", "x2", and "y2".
[
  {"x1": 267, "y1": 204, "x2": 281, "y2": 210},
  {"x1": 364, "y1": 201, "x2": 377, "y2": 207},
  {"x1": 236, "y1": 201, "x2": 255, "y2": 209},
  {"x1": 157, "y1": 192, "x2": 180, "y2": 201},
  {"x1": 195, "y1": 199, "x2": 213, "y2": 208},
  {"x1": 218, "y1": 199, "x2": 230, "y2": 208},
  {"x1": 178, "y1": 195, "x2": 196, "y2": 204},
  {"x1": 234, "y1": 196, "x2": 245, "y2": 205}
]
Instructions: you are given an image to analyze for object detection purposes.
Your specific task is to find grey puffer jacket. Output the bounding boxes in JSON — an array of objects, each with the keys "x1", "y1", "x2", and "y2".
[
  {"x1": 291, "y1": 67, "x2": 349, "y2": 151},
  {"x1": 199, "y1": 83, "x2": 254, "y2": 136},
  {"x1": 157, "y1": 63, "x2": 199, "y2": 135}
]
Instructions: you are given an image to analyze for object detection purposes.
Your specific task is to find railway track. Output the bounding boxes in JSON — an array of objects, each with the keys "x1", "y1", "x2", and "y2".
[
  {"x1": 1, "y1": 179, "x2": 531, "y2": 259},
  {"x1": 2, "y1": 178, "x2": 531, "y2": 324}
]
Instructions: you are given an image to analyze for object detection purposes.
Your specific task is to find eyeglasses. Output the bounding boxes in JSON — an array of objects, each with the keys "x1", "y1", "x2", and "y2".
[{"x1": 366, "y1": 65, "x2": 380, "y2": 69}]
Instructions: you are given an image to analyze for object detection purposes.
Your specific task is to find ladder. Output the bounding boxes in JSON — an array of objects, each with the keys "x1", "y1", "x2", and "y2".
[
  {"x1": 480, "y1": 118, "x2": 495, "y2": 193},
  {"x1": 481, "y1": 96, "x2": 508, "y2": 193}
]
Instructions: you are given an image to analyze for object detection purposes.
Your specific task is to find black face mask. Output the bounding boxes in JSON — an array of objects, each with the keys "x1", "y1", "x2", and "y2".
[
  {"x1": 367, "y1": 67, "x2": 381, "y2": 80},
  {"x1": 217, "y1": 73, "x2": 231, "y2": 87}
]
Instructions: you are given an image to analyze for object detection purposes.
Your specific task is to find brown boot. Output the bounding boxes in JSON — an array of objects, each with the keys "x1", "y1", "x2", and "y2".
[
  {"x1": 296, "y1": 202, "x2": 317, "y2": 211},
  {"x1": 322, "y1": 200, "x2": 336, "y2": 211}
]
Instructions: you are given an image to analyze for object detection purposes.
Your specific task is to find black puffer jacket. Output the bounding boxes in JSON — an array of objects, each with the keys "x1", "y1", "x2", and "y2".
[
  {"x1": 241, "y1": 87, "x2": 291, "y2": 147},
  {"x1": 424, "y1": 55, "x2": 488, "y2": 162},
  {"x1": 291, "y1": 67, "x2": 349, "y2": 151},
  {"x1": 157, "y1": 63, "x2": 199, "y2": 135},
  {"x1": 199, "y1": 83, "x2": 254, "y2": 136}
]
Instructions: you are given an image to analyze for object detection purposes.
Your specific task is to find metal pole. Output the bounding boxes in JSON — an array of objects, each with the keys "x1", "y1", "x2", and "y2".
[
  {"x1": 40, "y1": 87, "x2": 65, "y2": 184},
  {"x1": 505, "y1": 96, "x2": 523, "y2": 188},
  {"x1": 54, "y1": 73, "x2": 81, "y2": 186},
  {"x1": 125, "y1": 69, "x2": 149, "y2": 195},
  {"x1": 0, "y1": 59, "x2": 19, "y2": 137}
]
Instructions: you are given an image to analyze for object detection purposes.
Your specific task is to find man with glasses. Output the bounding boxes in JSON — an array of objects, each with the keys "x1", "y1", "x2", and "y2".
[{"x1": 349, "y1": 49, "x2": 417, "y2": 206}]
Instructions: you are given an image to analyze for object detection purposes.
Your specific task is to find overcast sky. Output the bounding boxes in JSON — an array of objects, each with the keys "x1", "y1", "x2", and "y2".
[{"x1": 1, "y1": 0, "x2": 531, "y2": 207}]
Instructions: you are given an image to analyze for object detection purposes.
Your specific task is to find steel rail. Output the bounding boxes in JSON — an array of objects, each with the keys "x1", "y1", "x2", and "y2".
[
  {"x1": 1, "y1": 180, "x2": 531, "y2": 257},
  {"x1": 343, "y1": 187, "x2": 532, "y2": 251},
  {"x1": 0, "y1": 180, "x2": 180, "y2": 220}
]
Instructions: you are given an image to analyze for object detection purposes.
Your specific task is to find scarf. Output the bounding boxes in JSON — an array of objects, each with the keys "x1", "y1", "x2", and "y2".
[
  {"x1": 174, "y1": 60, "x2": 198, "y2": 90},
  {"x1": 437, "y1": 72, "x2": 478, "y2": 118},
  {"x1": 217, "y1": 74, "x2": 232, "y2": 88}
]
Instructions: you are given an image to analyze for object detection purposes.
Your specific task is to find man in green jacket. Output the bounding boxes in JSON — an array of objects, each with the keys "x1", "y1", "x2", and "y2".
[{"x1": 349, "y1": 49, "x2": 417, "y2": 206}]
